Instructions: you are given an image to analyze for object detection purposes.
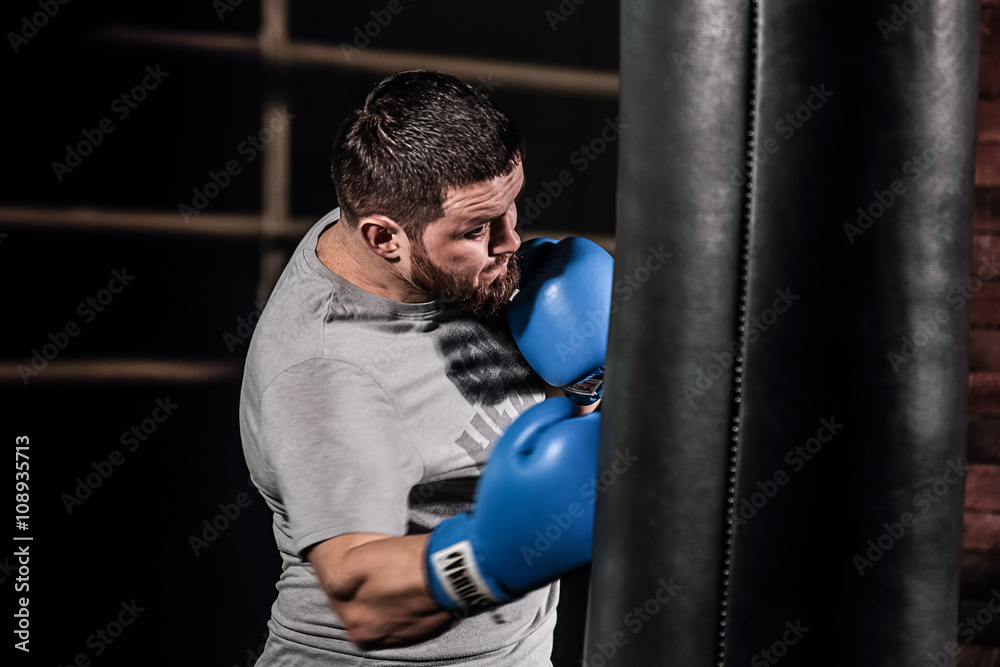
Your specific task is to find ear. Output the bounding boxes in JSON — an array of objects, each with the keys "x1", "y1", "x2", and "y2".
[{"x1": 358, "y1": 215, "x2": 406, "y2": 260}]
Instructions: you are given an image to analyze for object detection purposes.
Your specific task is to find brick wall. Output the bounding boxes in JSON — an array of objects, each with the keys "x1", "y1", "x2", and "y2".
[{"x1": 959, "y1": 2, "x2": 1000, "y2": 664}]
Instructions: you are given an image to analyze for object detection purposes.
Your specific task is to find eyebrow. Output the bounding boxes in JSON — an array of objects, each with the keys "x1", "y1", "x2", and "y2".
[
  {"x1": 456, "y1": 177, "x2": 527, "y2": 232},
  {"x1": 480, "y1": 178, "x2": 526, "y2": 216}
]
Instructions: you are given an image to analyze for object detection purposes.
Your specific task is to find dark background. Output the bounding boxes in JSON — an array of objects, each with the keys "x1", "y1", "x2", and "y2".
[{"x1": 2, "y1": 1, "x2": 618, "y2": 665}]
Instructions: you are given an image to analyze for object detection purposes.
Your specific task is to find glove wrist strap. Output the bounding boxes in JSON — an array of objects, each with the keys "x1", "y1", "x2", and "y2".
[
  {"x1": 426, "y1": 516, "x2": 508, "y2": 610},
  {"x1": 427, "y1": 540, "x2": 504, "y2": 609},
  {"x1": 563, "y1": 371, "x2": 604, "y2": 405}
]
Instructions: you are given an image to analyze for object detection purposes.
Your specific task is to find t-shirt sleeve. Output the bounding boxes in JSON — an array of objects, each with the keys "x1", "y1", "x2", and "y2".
[{"x1": 259, "y1": 358, "x2": 425, "y2": 555}]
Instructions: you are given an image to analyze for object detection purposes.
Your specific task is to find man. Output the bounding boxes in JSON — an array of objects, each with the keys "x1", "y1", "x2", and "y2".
[{"x1": 241, "y1": 70, "x2": 602, "y2": 665}]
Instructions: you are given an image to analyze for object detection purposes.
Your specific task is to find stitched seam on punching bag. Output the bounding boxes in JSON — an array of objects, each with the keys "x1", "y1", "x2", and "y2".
[{"x1": 718, "y1": 1, "x2": 760, "y2": 665}]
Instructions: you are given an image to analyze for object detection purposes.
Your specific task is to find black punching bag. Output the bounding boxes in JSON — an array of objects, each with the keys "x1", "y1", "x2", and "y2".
[{"x1": 585, "y1": 1, "x2": 979, "y2": 665}]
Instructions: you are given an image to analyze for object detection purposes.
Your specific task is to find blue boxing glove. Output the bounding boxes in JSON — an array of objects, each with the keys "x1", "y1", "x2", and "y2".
[
  {"x1": 509, "y1": 237, "x2": 614, "y2": 405},
  {"x1": 424, "y1": 397, "x2": 600, "y2": 609}
]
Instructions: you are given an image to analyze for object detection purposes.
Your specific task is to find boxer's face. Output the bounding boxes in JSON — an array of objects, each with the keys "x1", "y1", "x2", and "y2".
[{"x1": 408, "y1": 161, "x2": 524, "y2": 316}]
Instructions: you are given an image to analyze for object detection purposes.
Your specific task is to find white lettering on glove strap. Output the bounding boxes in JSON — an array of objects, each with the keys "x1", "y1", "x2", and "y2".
[{"x1": 431, "y1": 541, "x2": 501, "y2": 609}]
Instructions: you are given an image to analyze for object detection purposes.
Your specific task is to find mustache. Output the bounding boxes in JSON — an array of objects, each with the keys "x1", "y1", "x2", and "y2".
[{"x1": 490, "y1": 252, "x2": 515, "y2": 269}]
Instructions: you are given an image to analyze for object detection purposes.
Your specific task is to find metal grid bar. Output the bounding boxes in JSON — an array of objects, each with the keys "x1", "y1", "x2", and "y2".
[
  {"x1": 0, "y1": 206, "x2": 307, "y2": 239},
  {"x1": 94, "y1": 25, "x2": 619, "y2": 99},
  {"x1": 0, "y1": 206, "x2": 612, "y2": 250},
  {"x1": 257, "y1": 0, "x2": 294, "y2": 301},
  {"x1": 1, "y1": 359, "x2": 243, "y2": 384}
]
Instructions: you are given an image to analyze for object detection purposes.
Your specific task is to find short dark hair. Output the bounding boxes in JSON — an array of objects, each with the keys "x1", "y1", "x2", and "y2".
[{"x1": 331, "y1": 70, "x2": 525, "y2": 238}]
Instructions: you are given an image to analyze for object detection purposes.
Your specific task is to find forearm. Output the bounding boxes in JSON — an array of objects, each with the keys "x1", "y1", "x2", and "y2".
[{"x1": 308, "y1": 533, "x2": 457, "y2": 650}]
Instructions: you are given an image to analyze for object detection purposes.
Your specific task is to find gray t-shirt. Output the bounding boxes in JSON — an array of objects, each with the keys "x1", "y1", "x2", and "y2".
[{"x1": 240, "y1": 209, "x2": 557, "y2": 666}]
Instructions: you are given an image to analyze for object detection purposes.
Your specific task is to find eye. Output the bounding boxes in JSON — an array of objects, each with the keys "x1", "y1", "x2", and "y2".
[{"x1": 465, "y1": 224, "x2": 488, "y2": 239}]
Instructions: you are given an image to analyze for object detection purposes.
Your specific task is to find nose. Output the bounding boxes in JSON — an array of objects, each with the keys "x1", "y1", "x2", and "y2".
[{"x1": 490, "y1": 210, "x2": 520, "y2": 257}]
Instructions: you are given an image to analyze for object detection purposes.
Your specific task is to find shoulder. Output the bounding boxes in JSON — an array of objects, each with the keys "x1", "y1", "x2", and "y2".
[{"x1": 261, "y1": 357, "x2": 392, "y2": 406}]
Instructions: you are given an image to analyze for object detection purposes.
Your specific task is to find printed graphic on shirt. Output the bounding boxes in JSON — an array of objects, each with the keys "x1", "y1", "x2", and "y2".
[
  {"x1": 405, "y1": 476, "x2": 478, "y2": 532},
  {"x1": 453, "y1": 395, "x2": 526, "y2": 464},
  {"x1": 437, "y1": 318, "x2": 539, "y2": 465},
  {"x1": 437, "y1": 318, "x2": 537, "y2": 407}
]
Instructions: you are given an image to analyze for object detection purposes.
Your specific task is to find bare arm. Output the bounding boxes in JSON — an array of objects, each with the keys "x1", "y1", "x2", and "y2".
[{"x1": 306, "y1": 532, "x2": 458, "y2": 650}]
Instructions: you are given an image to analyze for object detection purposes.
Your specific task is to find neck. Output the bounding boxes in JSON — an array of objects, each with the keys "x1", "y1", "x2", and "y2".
[{"x1": 316, "y1": 219, "x2": 427, "y2": 303}]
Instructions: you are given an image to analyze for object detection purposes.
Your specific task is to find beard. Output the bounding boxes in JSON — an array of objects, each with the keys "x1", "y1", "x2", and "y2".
[{"x1": 409, "y1": 241, "x2": 520, "y2": 318}]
